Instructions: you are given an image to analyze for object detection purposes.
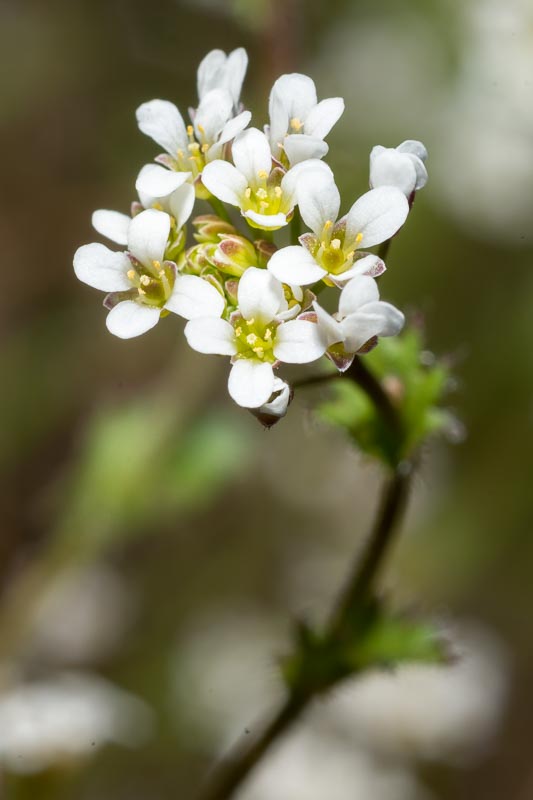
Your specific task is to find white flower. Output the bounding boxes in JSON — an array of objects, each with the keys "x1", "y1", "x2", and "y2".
[
  {"x1": 268, "y1": 168, "x2": 409, "y2": 286},
  {"x1": 92, "y1": 166, "x2": 194, "y2": 246},
  {"x1": 74, "y1": 209, "x2": 225, "y2": 338},
  {"x1": 197, "y1": 47, "x2": 248, "y2": 110},
  {"x1": 0, "y1": 672, "x2": 152, "y2": 774},
  {"x1": 202, "y1": 127, "x2": 331, "y2": 230},
  {"x1": 184, "y1": 268, "x2": 327, "y2": 408},
  {"x1": 313, "y1": 275, "x2": 404, "y2": 371},
  {"x1": 370, "y1": 140, "x2": 428, "y2": 197},
  {"x1": 136, "y1": 57, "x2": 250, "y2": 187},
  {"x1": 267, "y1": 73, "x2": 345, "y2": 166},
  {"x1": 250, "y1": 377, "x2": 292, "y2": 428}
]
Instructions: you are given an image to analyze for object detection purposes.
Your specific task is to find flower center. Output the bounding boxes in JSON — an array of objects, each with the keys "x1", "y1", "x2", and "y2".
[
  {"x1": 233, "y1": 316, "x2": 278, "y2": 363},
  {"x1": 242, "y1": 170, "x2": 286, "y2": 218},
  {"x1": 309, "y1": 223, "x2": 364, "y2": 276},
  {"x1": 127, "y1": 259, "x2": 175, "y2": 307}
]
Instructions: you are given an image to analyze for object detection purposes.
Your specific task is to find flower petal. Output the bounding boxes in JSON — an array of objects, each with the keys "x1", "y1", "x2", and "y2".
[
  {"x1": 91, "y1": 210, "x2": 130, "y2": 246},
  {"x1": 369, "y1": 148, "x2": 418, "y2": 196},
  {"x1": 232, "y1": 128, "x2": 272, "y2": 184},
  {"x1": 361, "y1": 300, "x2": 405, "y2": 336},
  {"x1": 228, "y1": 359, "x2": 275, "y2": 408},
  {"x1": 237, "y1": 267, "x2": 284, "y2": 323},
  {"x1": 136, "y1": 99, "x2": 188, "y2": 156},
  {"x1": 331, "y1": 253, "x2": 386, "y2": 286},
  {"x1": 268, "y1": 73, "x2": 318, "y2": 147},
  {"x1": 304, "y1": 97, "x2": 344, "y2": 139},
  {"x1": 251, "y1": 377, "x2": 291, "y2": 426},
  {"x1": 135, "y1": 164, "x2": 190, "y2": 199},
  {"x1": 201, "y1": 160, "x2": 248, "y2": 207},
  {"x1": 74, "y1": 243, "x2": 131, "y2": 292},
  {"x1": 243, "y1": 210, "x2": 288, "y2": 230},
  {"x1": 345, "y1": 186, "x2": 409, "y2": 249},
  {"x1": 194, "y1": 88, "x2": 233, "y2": 143},
  {"x1": 184, "y1": 317, "x2": 237, "y2": 355},
  {"x1": 197, "y1": 49, "x2": 226, "y2": 100},
  {"x1": 106, "y1": 301, "x2": 161, "y2": 338},
  {"x1": 225, "y1": 47, "x2": 248, "y2": 106},
  {"x1": 165, "y1": 275, "x2": 225, "y2": 320},
  {"x1": 281, "y1": 159, "x2": 333, "y2": 211},
  {"x1": 339, "y1": 275, "x2": 380, "y2": 316},
  {"x1": 168, "y1": 183, "x2": 195, "y2": 228},
  {"x1": 217, "y1": 110, "x2": 252, "y2": 147},
  {"x1": 312, "y1": 301, "x2": 343, "y2": 346},
  {"x1": 274, "y1": 319, "x2": 327, "y2": 363},
  {"x1": 127, "y1": 208, "x2": 170, "y2": 267},
  {"x1": 268, "y1": 245, "x2": 326, "y2": 286},
  {"x1": 282, "y1": 134, "x2": 329, "y2": 166},
  {"x1": 297, "y1": 168, "x2": 340, "y2": 236},
  {"x1": 397, "y1": 139, "x2": 428, "y2": 162}
]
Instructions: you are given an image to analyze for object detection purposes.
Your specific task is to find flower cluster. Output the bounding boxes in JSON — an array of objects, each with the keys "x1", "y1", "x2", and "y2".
[{"x1": 74, "y1": 48, "x2": 427, "y2": 420}]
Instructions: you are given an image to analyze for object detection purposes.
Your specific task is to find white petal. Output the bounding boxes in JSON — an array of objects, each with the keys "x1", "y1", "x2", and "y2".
[
  {"x1": 360, "y1": 301, "x2": 405, "y2": 336},
  {"x1": 135, "y1": 164, "x2": 190, "y2": 199},
  {"x1": 136, "y1": 100, "x2": 188, "y2": 156},
  {"x1": 268, "y1": 245, "x2": 326, "y2": 286},
  {"x1": 339, "y1": 312, "x2": 386, "y2": 354},
  {"x1": 91, "y1": 210, "x2": 130, "y2": 246},
  {"x1": 243, "y1": 210, "x2": 288, "y2": 230},
  {"x1": 345, "y1": 186, "x2": 409, "y2": 249},
  {"x1": 201, "y1": 160, "x2": 247, "y2": 207},
  {"x1": 333, "y1": 253, "x2": 385, "y2": 286},
  {"x1": 106, "y1": 301, "x2": 160, "y2": 339},
  {"x1": 184, "y1": 317, "x2": 237, "y2": 355},
  {"x1": 274, "y1": 319, "x2": 327, "y2": 363},
  {"x1": 127, "y1": 209, "x2": 170, "y2": 267},
  {"x1": 339, "y1": 275, "x2": 380, "y2": 316},
  {"x1": 397, "y1": 139, "x2": 428, "y2": 161},
  {"x1": 228, "y1": 360, "x2": 275, "y2": 408},
  {"x1": 257, "y1": 377, "x2": 291, "y2": 418},
  {"x1": 282, "y1": 134, "x2": 328, "y2": 166},
  {"x1": 281, "y1": 159, "x2": 333, "y2": 211},
  {"x1": 194, "y1": 89, "x2": 233, "y2": 144},
  {"x1": 232, "y1": 128, "x2": 272, "y2": 184},
  {"x1": 313, "y1": 301, "x2": 343, "y2": 346},
  {"x1": 369, "y1": 149, "x2": 418, "y2": 196},
  {"x1": 165, "y1": 275, "x2": 225, "y2": 320},
  {"x1": 225, "y1": 47, "x2": 248, "y2": 106},
  {"x1": 304, "y1": 97, "x2": 344, "y2": 139},
  {"x1": 197, "y1": 49, "x2": 226, "y2": 100},
  {"x1": 73, "y1": 243, "x2": 131, "y2": 292},
  {"x1": 237, "y1": 267, "x2": 284, "y2": 323},
  {"x1": 217, "y1": 110, "x2": 252, "y2": 147},
  {"x1": 297, "y1": 169, "x2": 340, "y2": 235},
  {"x1": 410, "y1": 154, "x2": 428, "y2": 190},
  {"x1": 168, "y1": 183, "x2": 195, "y2": 228}
]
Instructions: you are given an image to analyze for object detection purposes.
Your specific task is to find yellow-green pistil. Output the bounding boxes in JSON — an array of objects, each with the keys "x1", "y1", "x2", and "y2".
[
  {"x1": 126, "y1": 259, "x2": 175, "y2": 308},
  {"x1": 241, "y1": 169, "x2": 288, "y2": 224},
  {"x1": 308, "y1": 220, "x2": 364, "y2": 277},
  {"x1": 233, "y1": 316, "x2": 279, "y2": 363}
]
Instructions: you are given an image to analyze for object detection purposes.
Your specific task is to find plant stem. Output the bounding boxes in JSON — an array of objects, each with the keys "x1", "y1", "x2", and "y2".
[
  {"x1": 195, "y1": 357, "x2": 410, "y2": 800},
  {"x1": 290, "y1": 208, "x2": 302, "y2": 245},
  {"x1": 208, "y1": 196, "x2": 231, "y2": 223}
]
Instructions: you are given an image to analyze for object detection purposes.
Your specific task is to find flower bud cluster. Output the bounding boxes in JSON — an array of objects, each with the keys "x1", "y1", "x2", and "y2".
[{"x1": 73, "y1": 48, "x2": 428, "y2": 421}]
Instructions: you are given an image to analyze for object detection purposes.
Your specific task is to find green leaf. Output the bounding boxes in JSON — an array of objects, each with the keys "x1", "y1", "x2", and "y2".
[{"x1": 350, "y1": 611, "x2": 448, "y2": 668}]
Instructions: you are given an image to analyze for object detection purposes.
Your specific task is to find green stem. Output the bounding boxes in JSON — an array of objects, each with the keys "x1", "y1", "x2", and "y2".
[
  {"x1": 195, "y1": 357, "x2": 410, "y2": 800},
  {"x1": 208, "y1": 196, "x2": 231, "y2": 223},
  {"x1": 290, "y1": 209, "x2": 302, "y2": 245}
]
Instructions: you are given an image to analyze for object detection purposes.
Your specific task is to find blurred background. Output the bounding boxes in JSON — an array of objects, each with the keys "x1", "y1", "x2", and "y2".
[{"x1": 1, "y1": 0, "x2": 532, "y2": 797}]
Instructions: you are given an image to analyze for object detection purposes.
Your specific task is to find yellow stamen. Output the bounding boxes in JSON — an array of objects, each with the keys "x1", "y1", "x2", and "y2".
[
  {"x1": 197, "y1": 123, "x2": 205, "y2": 134},
  {"x1": 140, "y1": 275, "x2": 151, "y2": 286},
  {"x1": 324, "y1": 220, "x2": 333, "y2": 230},
  {"x1": 152, "y1": 260, "x2": 161, "y2": 270},
  {"x1": 247, "y1": 318, "x2": 255, "y2": 325},
  {"x1": 290, "y1": 117, "x2": 303, "y2": 131},
  {"x1": 253, "y1": 346, "x2": 264, "y2": 357},
  {"x1": 355, "y1": 232, "x2": 364, "y2": 245},
  {"x1": 330, "y1": 238, "x2": 341, "y2": 250},
  {"x1": 152, "y1": 201, "x2": 164, "y2": 211},
  {"x1": 245, "y1": 187, "x2": 252, "y2": 199},
  {"x1": 235, "y1": 326, "x2": 242, "y2": 336},
  {"x1": 246, "y1": 333, "x2": 258, "y2": 345},
  {"x1": 274, "y1": 186, "x2": 282, "y2": 198},
  {"x1": 257, "y1": 169, "x2": 268, "y2": 180},
  {"x1": 201, "y1": 143, "x2": 209, "y2": 153},
  {"x1": 264, "y1": 328, "x2": 272, "y2": 341},
  {"x1": 138, "y1": 287, "x2": 146, "y2": 296},
  {"x1": 186, "y1": 125, "x2": 194, "y2": 137},
  {"x1": 256, "y1": 188, "x2": 268, "y2": 199},
  {"x1": 127, "y1": 269, "x2": 136, "y2": 281}
]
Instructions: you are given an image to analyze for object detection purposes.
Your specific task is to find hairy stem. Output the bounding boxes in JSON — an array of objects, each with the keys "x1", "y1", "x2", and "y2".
[{"x1": 195, "y1": 357, "x2": 410, "y2": 800}]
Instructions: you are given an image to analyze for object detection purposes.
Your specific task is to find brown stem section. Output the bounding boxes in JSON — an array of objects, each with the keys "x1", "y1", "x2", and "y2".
[{"x1": 195, "y1": 357, "x2": 409, "y2": 800}]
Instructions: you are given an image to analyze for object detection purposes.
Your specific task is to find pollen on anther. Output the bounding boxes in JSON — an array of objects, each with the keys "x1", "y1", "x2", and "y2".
[
  {"x1": 245, "y1": 188, "x2": 252, "y2": 199},
  {"x1": 264, "y1": 328, "x2": 272, "y2": 340},
  {"x1": 201, "y1": 143, "x2": 209, "y2": 153},
  {"x1": 355, "y1": 232, "x2": 364, "y2": 245},
  {"x1": 257, "y1": 169, "x2": 268, "y2": 180},
  {"x1": 324, "y1": 220, "x2": 333, "y2": 229},
  {"x1": 152, "y1": 260, "x2": 161, "y2": 269},
  {"x1": 187, "y1": 125, "x2": 194, "y2": 137},
  {"x1": 274, "y1": 186, "x2": 282, "y2": 198},
  {"x1": 197, "y1": 124, "x2": 205, "y2": 135},
  {"x1": 235, "y1": 326, "x2": 242, "y2": 336},
  {"x1": 253, "y1": 346, "x2": 264, "y2": 357},
  {"x1": 331, "y1": 238, "x2": 341, "y2": 250},
  {"x1": 140, "y1": 275, "x2": 151, "y2": 286},
  {"x1": 246, "y1": 333, "x2": 257, "y2": 345},
  {"x1": 127, "y1": 269, "x2": 136, "y2": 281}
]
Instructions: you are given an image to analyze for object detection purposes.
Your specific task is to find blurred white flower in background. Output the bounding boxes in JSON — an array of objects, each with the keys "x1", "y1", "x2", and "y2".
[
  {"x1": 30, "y1": 565, "x2": 135, "y2": 664},
  {"x1": 236, "y1": 727, "x2": 432, "y2": 800},
  {"x1": 0, "y1": 673, "x2": 153, "y2": 775},
  {"x1": 324, "y1": 623, "x2": 509, "y2": 765}
]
